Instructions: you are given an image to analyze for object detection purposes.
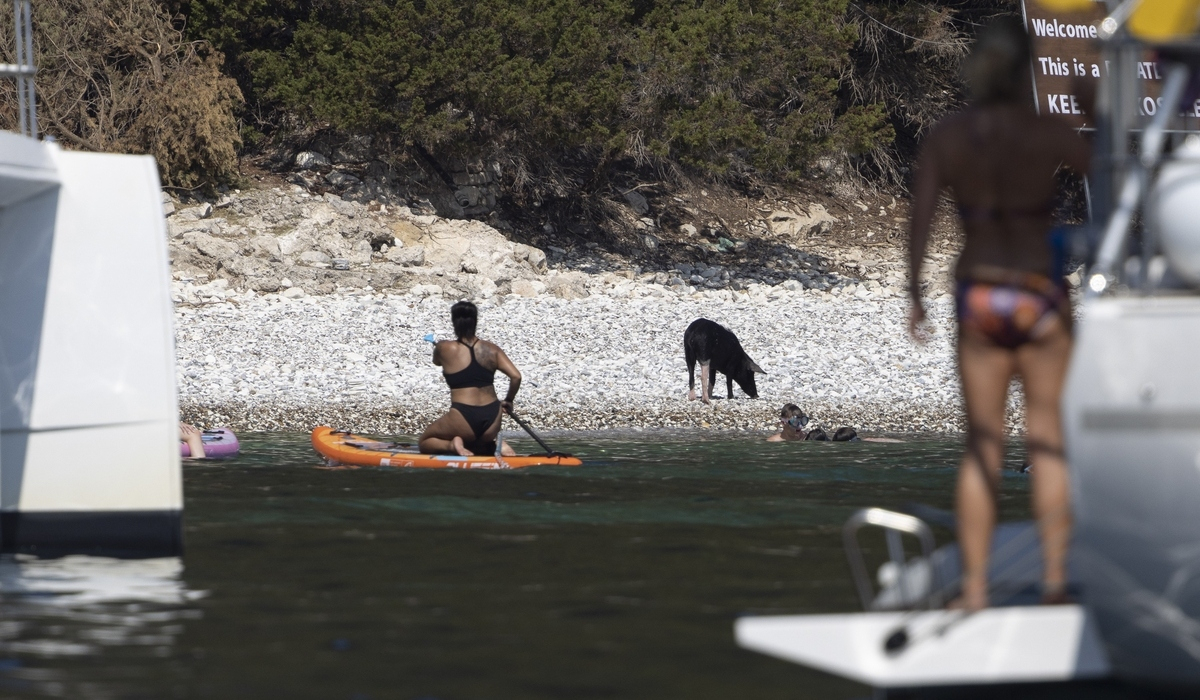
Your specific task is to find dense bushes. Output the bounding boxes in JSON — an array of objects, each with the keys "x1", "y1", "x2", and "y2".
[
  {"x1": 844, "y1": 1, "x2": 1002, "y2": 181},
  {"x1": 2, "y1": 1, "x2": 1003, "y2": 192},
  {"x1": 178, "y1": 0, "x2": 895, "y2": 186},
  {"x1": 0, "y1": 0, "x2": 242, "y2": 189}
]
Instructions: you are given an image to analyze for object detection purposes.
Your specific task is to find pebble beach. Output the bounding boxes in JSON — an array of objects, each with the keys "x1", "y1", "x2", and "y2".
[
  {"x1": 169, "y1": 184, "x2": 1032, "y2": 436},
  {"x1": 175, "y1": 284, "x2": 989, "y2": 436}
]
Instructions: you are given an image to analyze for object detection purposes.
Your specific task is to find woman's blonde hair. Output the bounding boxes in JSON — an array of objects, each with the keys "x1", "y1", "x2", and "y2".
[{"x1": 962, "y1": 17, "x2": 1032, "y2": 104}]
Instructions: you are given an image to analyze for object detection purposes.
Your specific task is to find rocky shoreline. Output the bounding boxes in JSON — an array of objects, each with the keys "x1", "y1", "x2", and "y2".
[
  {"x1": 167, "y1": 184, "x2": 923, "y2": 302},
  {"x1": 170, "y1": 184, "x2": 1034, "y2": 436},
  {"x1": 176, "y1": 291, "x2": 968, "y2": 436}
]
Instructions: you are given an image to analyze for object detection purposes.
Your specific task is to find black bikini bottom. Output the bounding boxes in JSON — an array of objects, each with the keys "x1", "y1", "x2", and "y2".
[{"x1": 451, "y1": 400, "x2": 501, "y2": 454}]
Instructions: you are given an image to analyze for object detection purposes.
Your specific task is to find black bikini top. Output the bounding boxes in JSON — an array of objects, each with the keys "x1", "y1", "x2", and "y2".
[
  {"x1": 958, "y1": 111, "x2": 1056, "y2": 225},
  {"x1": 443, "y1": 339, "x2": 495, "y2": 390}
]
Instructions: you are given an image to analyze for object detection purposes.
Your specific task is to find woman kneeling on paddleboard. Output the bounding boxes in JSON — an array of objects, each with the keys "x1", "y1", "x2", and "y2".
[{"x1": 420, "y1": 301, "x2": 520, "y2": 457}]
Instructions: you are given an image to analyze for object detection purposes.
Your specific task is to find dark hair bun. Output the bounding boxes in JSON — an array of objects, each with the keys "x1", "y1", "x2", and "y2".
[{"x1": 451, "y1": 300, "x2": 478, "y2": 339}]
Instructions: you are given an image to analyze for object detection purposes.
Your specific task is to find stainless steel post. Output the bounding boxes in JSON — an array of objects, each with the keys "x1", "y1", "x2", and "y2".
[
  {"x1": 13, "y1": 0, "x2": 26, "y2": 136},
  {"x1": 20, "y1": 0, "x2": 34, "y2": 139}
]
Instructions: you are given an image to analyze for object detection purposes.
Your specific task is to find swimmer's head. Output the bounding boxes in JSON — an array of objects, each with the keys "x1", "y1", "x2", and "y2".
[
  {"x1": 451, "y1": 300, "x2": 478, "y2": 339},
  {"x1": 833, "y1": 426, "x2": 860, "y2": 442},
  {"x1": 780, "y1": 403, "x2": 809, "y2": 430},
  {"x1": 962, "y1": 17, "x2": 1031, "y2": 105}
]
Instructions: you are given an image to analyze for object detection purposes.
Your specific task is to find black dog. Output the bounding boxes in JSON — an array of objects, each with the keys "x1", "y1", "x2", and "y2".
[{"x1": 684, "y1": 318, "x2": 764, "y2": 404}]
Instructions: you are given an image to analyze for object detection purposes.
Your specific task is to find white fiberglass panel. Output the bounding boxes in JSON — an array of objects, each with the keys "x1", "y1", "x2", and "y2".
[
  {"x1": 735, "y1": 607, "x2": 1109, "y2": 687},
  {"x1": 0, "y1": 131, "x2": 58, "y2": 208},
  {"x1": 29, "y1": 150, "x2": 176, "y2": 430},
  {"x1": 0, "y1": 144, "x2": 179, "y2": 515},
  {"x1": 1065, "y1": 296, "x2": 1200, "y2": 682},
  {"x1": 0, "y1": 188, "x2": 57, "y2": 429},
  {"x1": 1067, "y1": 298, "x2": 1200, "y2": 418},
  {"x1": 1066, "y1": 297, "x2": 1200, "y2": 538},
  {"x1": 2, "y1": 421, "x2": 180, "y2": 511}
]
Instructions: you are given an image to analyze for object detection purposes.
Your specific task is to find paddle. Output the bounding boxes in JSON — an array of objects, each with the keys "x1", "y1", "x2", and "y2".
[{"x1": 504, "y1": 405, "x2": 569, "y2": 457}]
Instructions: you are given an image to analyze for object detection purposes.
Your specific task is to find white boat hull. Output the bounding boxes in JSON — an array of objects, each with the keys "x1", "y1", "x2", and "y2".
[
  {"x1": 1064, "y1": 296, "x2": 1200, "y2": 683},
  {"x1": 736, "y1": 606, "x2": 1110, "y2": 687},
  {"x1": 0, "y1": 131, "x2": 180, "y2": 554}
]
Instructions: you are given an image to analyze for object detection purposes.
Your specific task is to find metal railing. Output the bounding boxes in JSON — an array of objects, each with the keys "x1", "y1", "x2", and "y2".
[
  {"x1": 0, "y1": 0, "x2": 36, "y2": 138},
  {"x1": 1086, "y1": 60, "x2": 1190, "y2": 297},
  {"x1": 842, "y1": 507, "x2": 939, "y2": 611}
]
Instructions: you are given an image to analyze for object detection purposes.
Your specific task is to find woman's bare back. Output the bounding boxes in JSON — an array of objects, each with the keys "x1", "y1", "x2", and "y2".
[
  {"x1": 435, "y1": 337, "x2": 523, "y2": 408},
  {"x1": 437, "y1": 338, "x2": 499, "y2": 374},
  {"x1": 918, "y1": 104, "x2": 1090, "y2": 278}
]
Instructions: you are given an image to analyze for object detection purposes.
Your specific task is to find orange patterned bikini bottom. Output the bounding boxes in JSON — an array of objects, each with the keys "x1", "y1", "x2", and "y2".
[{"x1": 956, "y1": 273, "x2": 1067, "y2": 349}]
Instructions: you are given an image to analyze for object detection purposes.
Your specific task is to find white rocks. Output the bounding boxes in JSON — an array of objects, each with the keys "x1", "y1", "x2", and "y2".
[
  {"x1": 176, "y1": 278, "x2": 986, "y2": 435},
  {"x1": 165, "y1": 184, "x2": 984, "y2": 434},
  {"x1": 167, "y1": 186, "x2": 560, "y2": 301},
  {"x1": 410, "y1": 283, "x2": 444, "y2": 298},
  {"x1": 513, "y1": 243, "x2": 547, "y2": 272},
  {"x1": 277, "y1": 229, "x2": 314, "y2": 257},
  {"x1": 175, "y1": 203, "x2": 213, "y2": 221},
  {"x1": 185, "y1": 233, "x2": 239, "y2": 262},
  {"x1": 545, "y1": 272, "x2": 588, "y2": 300},
  {"x1": 299, "y1": 251, "x2": 332, "y2": 266},
  {"x1": 510, "y1": 279, "x2": 546, "y2": 297},
  {"x1": 348, "y1": 240, "x2": 372, "y2": 265},
  {"x1": 768, "y1": 204, "x2": 837, "y2": 238},
  {"x1": 326, "y1": 170, "x2": 361, "y2": 188},
  {"x1": 386, "y1": 245, "x2": 425, "y2": 266},
  {"x1": 295, "y1": 151, "x2": 330, "y2": 170}
]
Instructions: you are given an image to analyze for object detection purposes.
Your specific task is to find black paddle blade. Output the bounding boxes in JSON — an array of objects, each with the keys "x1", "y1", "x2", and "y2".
[{"x1": 883, "y1": 627, "x2": 909, "y2": 655}]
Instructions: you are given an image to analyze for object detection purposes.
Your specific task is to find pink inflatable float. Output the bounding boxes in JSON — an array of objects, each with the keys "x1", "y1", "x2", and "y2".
[{"x1": 181, "y1": 427, "x2": 240, "y2": 458}]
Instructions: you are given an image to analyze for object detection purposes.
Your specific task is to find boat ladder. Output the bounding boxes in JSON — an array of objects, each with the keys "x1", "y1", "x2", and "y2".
[{"x1": 843, "y1": 507, "x2": 940, "y2": 610}]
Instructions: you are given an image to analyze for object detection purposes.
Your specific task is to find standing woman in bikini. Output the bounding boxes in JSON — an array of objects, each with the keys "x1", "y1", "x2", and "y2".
[
  {"x1": 420, "y1": 301, "x2": 520, "y2": 457},
  {"x1": 908, "y1": 17, "x2": 1090, "y2": 610}
]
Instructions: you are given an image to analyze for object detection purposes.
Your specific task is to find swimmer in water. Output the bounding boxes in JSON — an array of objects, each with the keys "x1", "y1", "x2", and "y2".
[
  {"x1": 832, "y1": 427, "x2": 860, "y2": 442},
  {"x1": 767, "y1": 403, "x2": 810, "y2": 441},
  {"x1": 180, "y1": 422, "x2": 206, "y2": 459},
  {"x1": 829, "y1": 427, "x2": 903, "y2": 443},
  {"x1": 420, "y1": 301, "x2": 519, "y2": 457},
  {"x1": 908, "y1": 18, "x2": 1089, "y2": 609}
]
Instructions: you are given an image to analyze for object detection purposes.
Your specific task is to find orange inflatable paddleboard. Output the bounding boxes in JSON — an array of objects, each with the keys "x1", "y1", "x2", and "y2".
[{"x1": 311, "y1": 426, "x2": 582, "y2": 470}]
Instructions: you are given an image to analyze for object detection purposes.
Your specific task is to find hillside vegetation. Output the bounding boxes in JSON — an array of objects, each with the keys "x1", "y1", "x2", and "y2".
[
  {"x1": 0, "y1": 0, "x2": 241, "y2": 189},
  {"x1": 5, "y1": 1, "x2": 1010, "y2": 216}
]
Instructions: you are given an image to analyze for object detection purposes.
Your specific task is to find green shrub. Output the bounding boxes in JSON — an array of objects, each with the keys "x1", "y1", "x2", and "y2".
[
  {"x1": 627, "y1": 0, "x2": 887, "y2": 175},
  {"x1": 179, "y1": 0, "x2": 893, "y2": 182},
  {"x1": 0, "y1": 0, "x2": 242, "y2": 189}
]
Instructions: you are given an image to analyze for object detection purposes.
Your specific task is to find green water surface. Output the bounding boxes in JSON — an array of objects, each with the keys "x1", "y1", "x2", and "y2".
[{"x1": 2, "y1": 432, "x2": 1116, "y2": 699}]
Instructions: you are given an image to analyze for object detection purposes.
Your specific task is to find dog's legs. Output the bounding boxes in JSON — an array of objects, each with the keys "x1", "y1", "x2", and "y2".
[
  {"x1": 686, "y1": 349, "x2": 697, "y2": 401},
  {"x1": 727, "y1": 373, "x2": 734, "y2": 400},
  {"x1": 700, "y1": 361, "x2": 711, "y2": 404}
]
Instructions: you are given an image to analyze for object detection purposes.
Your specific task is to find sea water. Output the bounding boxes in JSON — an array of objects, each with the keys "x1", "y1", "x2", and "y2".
[{"x1": 0, "y1": 432, "x2": 1140, "y2": 699}]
